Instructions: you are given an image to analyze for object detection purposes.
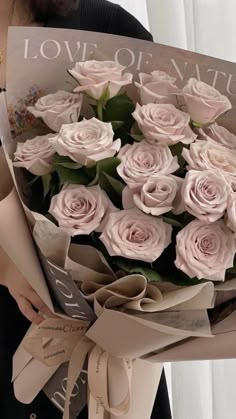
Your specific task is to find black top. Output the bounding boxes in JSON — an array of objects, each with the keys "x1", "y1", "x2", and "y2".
[
  {"x1": 0, "y1": 2, "x2": 172, "y2": 419},
  {"x1": 46, "y1": 0, "x2": 153, "y2": 41}
]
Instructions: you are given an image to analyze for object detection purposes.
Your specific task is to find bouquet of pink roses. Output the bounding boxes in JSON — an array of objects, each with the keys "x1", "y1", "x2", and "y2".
[
  {"x1": 13, "y1": 62, "x2": 236, "y2": 288},
  {"x1": 2, "y1": 27, "x2": 236, "y2": 419}
]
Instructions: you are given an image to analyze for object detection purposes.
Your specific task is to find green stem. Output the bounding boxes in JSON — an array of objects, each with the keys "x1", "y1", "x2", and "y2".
[{"x1": 97, "y1": 101, "x2": 104, "y2": 121}]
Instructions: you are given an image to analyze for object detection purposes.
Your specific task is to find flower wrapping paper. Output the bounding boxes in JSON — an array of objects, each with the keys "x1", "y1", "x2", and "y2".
[{"x1": 1, "y1": 27, "x2": 236, "y2": 419}]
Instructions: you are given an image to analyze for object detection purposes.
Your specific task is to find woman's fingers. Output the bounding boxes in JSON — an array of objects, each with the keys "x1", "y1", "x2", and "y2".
[
  {"x1": 5, "y1": 268, "x2": 55, "y2": 324},
  {"x1": 17, "y1": 296, "x2": 44, "y2": 325},
  {"x1": 27, "y1": 289, "x2": 54, "y2": 318}
]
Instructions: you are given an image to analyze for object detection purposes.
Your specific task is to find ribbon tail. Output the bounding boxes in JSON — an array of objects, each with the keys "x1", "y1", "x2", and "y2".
[
  {"x1": 89, "y1": 394, "x2": 105, "y2": 419},
  {"x1": 63, "y1": 336, "x2": 94, "y2": 419}
]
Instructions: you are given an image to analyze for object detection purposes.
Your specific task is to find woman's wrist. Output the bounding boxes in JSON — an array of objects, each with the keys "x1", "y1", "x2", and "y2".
[{"x1": 0, "y1": 246, "x2": 15, "y2": 287}]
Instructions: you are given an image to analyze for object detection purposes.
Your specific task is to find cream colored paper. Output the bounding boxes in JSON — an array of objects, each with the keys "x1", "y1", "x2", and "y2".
[
  {"x1": 0, "y1": 152, "x2": 53, "y2": 309},
  {"x1": 86, "y1": 309, "x2": 212, "y2": 359},
  {"x1": 109, "y1": 359, "x2": 162, "y2": 419},
  {"x1": 146, "y1": 310, "x2": 236, "y2": 362}
]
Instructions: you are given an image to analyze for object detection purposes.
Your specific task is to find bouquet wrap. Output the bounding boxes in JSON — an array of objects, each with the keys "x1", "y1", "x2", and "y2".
[{"x1": 1, "y1": 27, "x2": 236, "y2": 419}]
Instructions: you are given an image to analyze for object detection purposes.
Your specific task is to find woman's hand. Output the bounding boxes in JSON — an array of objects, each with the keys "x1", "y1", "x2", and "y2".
[
  {"x1": 6, "y1": 270, "x2": 54, "y2": 325},
  {"x1": 1, "y1": 247, "x2": 54, "y2": 324}
]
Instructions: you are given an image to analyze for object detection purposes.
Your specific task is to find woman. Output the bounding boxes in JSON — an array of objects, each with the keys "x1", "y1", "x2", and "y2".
[{"x1": 0, "y1": 1, "x2": 172, "y2": 419}]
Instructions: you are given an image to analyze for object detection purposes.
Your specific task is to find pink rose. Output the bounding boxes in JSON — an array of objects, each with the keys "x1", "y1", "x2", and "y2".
[
  {"x1": 182, "y1": 169, "x2": 229, "y2": 222},
  {"x1": 132, "y1": 103, "x2": 196, "y2": 146},
  {"x1": 175, "y1": 219, "x2": 236, "y2": 281},
  {"x1": 100, "y1": 209, "x2": 172, "y2": 263},
  {"x1": 14, "y1": 134, "x2": 56, "y2": 175},
  {"x1": 49, "y1": 184, "x2": 117, "y2": 236},
  {"x1": 182, "y1": 140, "x2": 236, "y2": 181},
  {"x1": 226, "y1": 192, "x2": 236, "y2": 232},
  {"x1": 122, "y1": 175, "x2": 184, "y2": 216},
  {"x1": 68, "y1": 60, "x2": 133, "y2": 101},
  {"x1": 50, "y1": 118, "x2": 121, "y2": 166},
  {"x1": 135, "y1": 70, "x2": 180, "y2": 105},
  {"x1": 28, "y1": 91, "x2": 82, "y2": 132},
  {"x1": 183, "y1": 78, "x2": 232, "y2": 124},
  {"x1": 117, "y1": 141, "x2": 179, "y2": 189},
  {"x1": 198, "y1": 123, "x2": 236, "y2": 149}
]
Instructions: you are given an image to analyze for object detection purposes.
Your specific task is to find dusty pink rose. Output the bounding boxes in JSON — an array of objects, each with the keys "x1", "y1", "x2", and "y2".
[
  {"x1": 28, "y1": 91, "x2": 82, "y2": 132},
  {"x1": 117, "y1": 141, "x2": 179, "y2": 189},
  {"x1": 68, "y1": 60, "x2": 133, "y2": 101},
  {"x1": 14, "y1": 134, "x2": 56, "y2": 175},
  {"x1": 226, "y1": 192, "x2": 236, "y2": 232},
  {"x1": 198, "y1": 123, "x2": 236, "y2": 149},
  {"x1": 50, "y1": 118, "x2": 121, "y2": 166},
  {"x1": 135, "y1": 70, "x2": 180, "y2": 105},
  {"x1": 132, "y1": 103, "x2": 196, "y2": 146},
  {"x1": 122, "y1": 175, "x2": 184, "y2": 216},
  {"x1": 183, "y1": 78, "x2": 232, "y2": 124},
  {"x1": 182, "y1": 169, "x2": 229, "y2": 222},
  {"x1": 175, "y1": 219, "x2": 236, "y2": 281},
  {"x1": 182, "y1": 140, "x2": 236, "y2": 181},
  {"x1": 100, "y1": 209, "x2": 172, "y2": 262},
  {"x1": 49, "y1": 184, "x2": 117, "y2": 236}
]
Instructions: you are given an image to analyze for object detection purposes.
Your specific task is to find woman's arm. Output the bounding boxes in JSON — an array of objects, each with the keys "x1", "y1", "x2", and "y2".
[{"x1": 0, "y1": 246, "x2": 53, "y2": 323}]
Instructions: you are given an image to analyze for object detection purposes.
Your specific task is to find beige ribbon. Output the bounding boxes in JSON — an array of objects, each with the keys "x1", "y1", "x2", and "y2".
[
  {"x1": 88, "y1": 346, "x2": 132, "y2": 418},
  {"x1": 24, "y1": 317, "x2": 133, "y2": 419}
]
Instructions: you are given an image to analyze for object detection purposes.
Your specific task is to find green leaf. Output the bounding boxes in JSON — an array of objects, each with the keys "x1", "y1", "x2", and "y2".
[
  {"x1": 130, "y1": 133, "x2": 144, "y2": 142},
  {"x1": 53, "y1": 154, "x2": 82, "y2": 170},
  {"x1": 42, "y1": 174, "x2": 52, "y2": 199},
  {"x1": 56, "y1": 166, "x2": 90, "y2": 185},
  {"x1": 98, "y1": 157, "x2": 121, "y2": 176},
  {"x1": 101, "y1": 173, "x2": 124, "y2": 195},
  {"x1": 116, "y1": 259, "x2": 163, "y2": 282},
  {"x1": 111, "y1": 121, "x2": 124, "y2": 131},
  {"x1": 162, "y1": 216, "x2": 183, "y2": 228},
  {"x1": 99, "y1": 86, "x2": 110, "y2": 105},
  {"x1": 170, "y1": 142, "x2": 186, "y2": 169},
  {"x1": 27, "y1": 175, "x2": 40, "y2": 187},
  {"x1": 98, "y1": 173, "x2": 124, "y2": 208},
  {"x1": 191, "y1": 120, "x2": 203, "y2": 128},
  {"x1": 163, "y1": 273, "x2": 203, "y2": 286},
  {"x1": 103, "y1": 94, "x2": 135, "y2": 124},
  {"x1": 226, "y1": 257, "x2": 236, "y2": 275},
  {"x1": 88, "y1": 157, "x2": 121, "y2": 186}
]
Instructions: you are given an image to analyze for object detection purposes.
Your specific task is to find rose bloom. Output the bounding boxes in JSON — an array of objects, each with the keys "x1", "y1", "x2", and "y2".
[
  {"x1": 100, "y1": 209, "x2": 172, "y2": 263},
  {"x1": 132, "y1": 103, "x2": 196, "y2": 146},
  {"x1": 182, "y1": 169, "x2": 229, "y2": 222},
  {"x1": 182, "y1": 140, "x2": 236, "y2": 181},
  {"x1": 14, "y1": 134, "x2": 56, "y2": 175},
  {"x1": 175, "y1": 219, "x2": 236, "y2": 281},
  {"x1": 198, "y1": 123, "x2": 236, "y2": 149},
  {"x1": 122, "y1": 175, "x2": 184, "y2": 216},
  {"x1": 50, "y1": 118, "x2": 121, "y2": 166},
  {"x1": 117, "y1": 141, "x2": 179, "y2": 189},
  {"x1": 49, "y1": 184, "x2": 117, "y2": 236},
  {"x1": 135, "y1": 70, "x2": 180, "y2": 105},
  {"x1": 226, "y1": 192, "x2": 236, "y2": 232},
  {"x1": 183, "y1": 78, "x2": 232, "y2": 124},
  {"x1": 68, "y1": 60, "x2": 133, "y2": 100},
  {"x1": 28, "y1": 90, "x2": 82, "y2": 132}
]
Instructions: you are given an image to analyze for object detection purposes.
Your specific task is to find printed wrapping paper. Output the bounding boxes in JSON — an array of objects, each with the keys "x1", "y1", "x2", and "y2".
[{"x1": 1, "y1": 27, "x2": 236, "y2": 419}]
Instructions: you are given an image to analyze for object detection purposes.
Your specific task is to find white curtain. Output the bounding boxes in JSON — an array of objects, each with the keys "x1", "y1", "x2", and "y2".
[{"x1": 147, "y1": 0, "x2": 236, "y2": 62}]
